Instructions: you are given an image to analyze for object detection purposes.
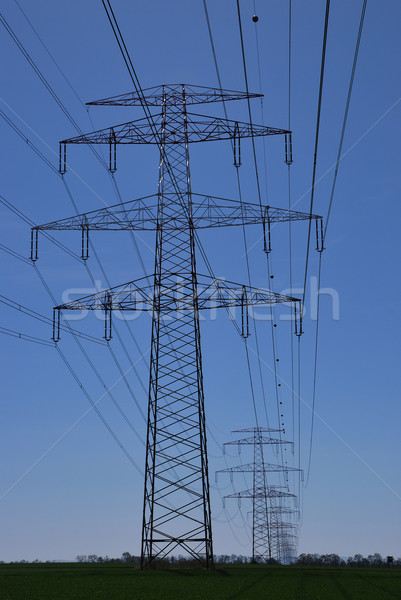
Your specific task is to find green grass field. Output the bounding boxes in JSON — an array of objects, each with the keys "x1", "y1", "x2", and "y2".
[{"x1": 1, "y1": 563, "x2": 400, "y2": 600}]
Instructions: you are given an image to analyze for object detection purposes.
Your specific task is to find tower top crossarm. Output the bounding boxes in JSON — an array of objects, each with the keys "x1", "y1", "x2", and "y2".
[
  {"x1": 225, "y1": 489, "x2": 296, "y2": 500},
  {"x1": 232, "y1": 428, "x2": 283, "y2": 434},
  {"x1": 86, "y1": 83, "x2": 262, "y2": 107},
  {"x1": 225, "y1": 435, "x2": 293, "y2": 447}
]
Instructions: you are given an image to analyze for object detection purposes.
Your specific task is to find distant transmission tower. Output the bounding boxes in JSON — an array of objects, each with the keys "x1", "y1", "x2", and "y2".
[
  {"x1": 268, "y1": 505, "x2": 300, "y2": 562},
  {"x1": 217, "y1": 427, "x2": 300, "y2": 563},
  {"x1": 31, "y1": 84, "x2": 320, "y2": 568}
]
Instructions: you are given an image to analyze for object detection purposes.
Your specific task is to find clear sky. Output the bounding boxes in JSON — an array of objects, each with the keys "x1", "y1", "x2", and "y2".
[{"x1": 0, "y1": 0, "x2": 400, "y2": 562}]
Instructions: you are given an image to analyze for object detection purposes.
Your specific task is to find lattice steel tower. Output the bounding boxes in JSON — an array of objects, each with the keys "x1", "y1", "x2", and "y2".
[
  {"x1": 217, "y1": 427, "x2": 300, "y2": 563},
  {"x1": 31, "y1": 84, "x2": 320, "y2": 568}
]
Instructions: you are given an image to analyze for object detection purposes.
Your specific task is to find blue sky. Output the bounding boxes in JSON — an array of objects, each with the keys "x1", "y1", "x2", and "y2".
[{"x1": 0, "y1": 0, "x2": 400, "y2": 562}]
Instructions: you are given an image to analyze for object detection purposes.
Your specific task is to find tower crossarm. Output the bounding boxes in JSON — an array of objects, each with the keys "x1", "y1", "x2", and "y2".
[
  {"x1": 268, "y1": 508, "x2": 300, "y2": 516},
  {"x1": 60, "y1": 113, "x2": 289, "y2": 146},
  {"x1": 216, "y1": 462, "x2": 302, "y2": 474},
  {"x1": 51, "y1": 275, "x2": 301, "y2": 341},
  {"x1": 31, "y1": 194, "x2": 321, "y2": 262},
  {"x1": 232, "y1": 427, "x2": 284, "y2": 434},
  {"x1": 33, "y1": 194, "x2": 159, "y2": 231},
  {"x1": 224, "y1": 435, "x2": 294, "y2": 446},
  {"x1": 86, "y1": 83, "x2": 263, "y2": 107},
  {"x1": 215, "y1": 462, "x2": 302, "y2": 484},
  {"x1": 271, "y1": 522, "x2": 298, "y2": 530},
  {"x1": 32, "y1": 195, "x2": 320, "y2": 232},
  {"x1": 190, "y1": 196, "x2": 321, "y2": 228},
  {"x1": 224, "y1": 489, "x2": 296, "y2": 500},
  {"x1": 53, "y1": 275, "x2": 298, "y2": 313},
  {"x1": 196, "y1": 275, "x2": 299, "y2": 310},
  {"x1": 55, "y1": 277, "x2": 153, "y2": 312}
]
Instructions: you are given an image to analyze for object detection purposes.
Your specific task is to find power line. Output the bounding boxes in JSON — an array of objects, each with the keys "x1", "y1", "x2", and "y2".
[
  {"x1": 247, "y1": 5, "x2": 294, "y2": 471},
  {"x1": 324, "y1": 0, "x2": 367, "y2": 239},
  {"x1": 0, "y1": 107, "x2": 59, "y2": 174},
  {"x1": 31, "y1": 263, "x2": 147, "y2": 443},
  {"x1": 32, "y1": 255, "x2": 192, "y2": 506},
  {"x1": 1, "y1": 106, "x2": 152, "y2": 419},
  {"x1": 1, "y1": 104, "x2": 154, "y2": 445},
  {"x1": 101, "y1": 1, "x2": 270, "y2": 457},
  {"x1": 202, "y1": 1, "x2": 280, "y2": 542},
  {"x1": 297, "y1": 0, "x2": 331, "y2": 502},
  {"x1": 282, "y1": 0, "x2": 298, "y2": 498},
  {"x1": 1, "y1": 7, "x2": 156, "y2": 284},
  {"x1": 0, "y1": 10, "x2": 108, "y2": 170},
  {"x1": 209, "y1": 1, "x2": 292, "y2": 519},
  {"x1": 10, "y1": 2, "x2": 241, "y2": 564},
  {"x1": 56, "y1": 345, "x2": 144, "y2": 475},
  {"x1": 0, "y1": 9, "x2": 154, "y2": 304},
  {"x1": 0, "y1": 293, "x2": 107, "y2": 346},
  {"x1": 297, "y1": 336, "x2": 302, "y2": 515},
  {"x1": 2, "y1": 5, "x2": 273, "y2": 557},
  {"x1": 13, "y1": 0, "x2": 87, "y2": 111},
  {"x1": 235, "y1": 0, "x2": 263, "y2": 207},
  {"x1": 1, "y1": 13, "x2": 85, "y2": 138},
  {"x1": 305, "y1": 0, "x2": 368, "y2": 487},
  {"x1": 1, "y1": 52, "x2": 154, "y2": 425},
  {"x1": 0, "y1": 187, "x2": 149, "y2": 458},
  {"x1": 228, "y1": 0, "x2": 294, "y2": 548},
  {"x1": 0, "y1": 243, "x2": 31, "y2": 265},
  {"x1": 61, "y1": 177, "x2": 150, "y2": 399},
  {"x1": 0, "y1": 325, "x2": 55, "y2": 347},
  {"x1": 203, "y1": 0, "x2": 274, "y2": 436},
  {"x1": 302, "y1": 0, "x2": 330, "y2": 306},
  {"x1": 0, "y1": 193, "x2": 81, "y2": 262},
  {"x1": 101, "y1": 0, "x2": 222, "y2": 290},
  {"x1": 18, "y1": 1, "x2": 217, "y2": 417},
  {"x1": 28, "y1": 240, "x2": 148, "y2": 453},
  {"x1": 98, "y1": 3, "x2": 284, "y2": 564},
  {"x1": 235, "y1": 0, "x2": 287, "y2": 469}
]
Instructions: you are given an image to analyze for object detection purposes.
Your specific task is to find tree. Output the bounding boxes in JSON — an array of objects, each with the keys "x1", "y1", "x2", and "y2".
[
  {"x1": 76, "y1": 555, "x2": 87, "y2": 563},
  {"x1": 367, "y1": 553, "x2": 383, "y2": 567},
  {"x1": 87, "y1": 555, "x2": 98, "y2": 563},
  {"x1": 121, "y1": 552, "x2": 132, "y2": 563}
]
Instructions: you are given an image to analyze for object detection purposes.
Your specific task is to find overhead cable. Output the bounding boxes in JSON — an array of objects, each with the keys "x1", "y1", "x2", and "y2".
[{"x1": 305, "y1": 0, "x2": 368, "y2": 487}]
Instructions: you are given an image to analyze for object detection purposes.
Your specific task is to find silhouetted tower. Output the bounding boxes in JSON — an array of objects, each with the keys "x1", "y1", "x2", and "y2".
[
  {"x1": 217, "y1": 427, "x2": 299, "y2": 562},
  {"x1": 31, "y1": 84, "x2": 319, "y2": 568}
]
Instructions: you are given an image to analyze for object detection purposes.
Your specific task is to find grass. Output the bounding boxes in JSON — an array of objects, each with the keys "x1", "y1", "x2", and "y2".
[{"x1": 0, "y1": 563, "x2": 401, "y2": 600}]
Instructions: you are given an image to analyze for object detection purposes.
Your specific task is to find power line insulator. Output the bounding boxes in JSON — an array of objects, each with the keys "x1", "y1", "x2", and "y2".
[
  {"x1": 30, "y1": 228, "x2": 39, "y2": 262},
  {"x1": 104, "y1": 292, "x2": 113, "y2": 341},
  {"x1": 262, "y1": 206, "x2": 272, "y2": 254},
  {"x1": 294, "y1": 302, "x2": 304, "y2": 337},
  {"x1": 52, "y1": 308, "x2": 60, "y2": 342},
  {"x1": 315, "y1": 217, "x2": 325, "y2": 252},
  {"x1": 241, "y1": 285, "x2": 250, "y2": 339},
  {"x1": 233, "y1": 121, "x2": 241, "y2": 168},
  {"x1": 59, "y1": 143, "x2": 67, "y2": 174},
  {"x1": 109, "y1": 129, "x2": 117, "y2": 173},
  {"x1": 81, "y1": 222, "x2": 90, "y2": 261},
  {"x1": 285, "y1": 132, "x2": 293, "y2": 165}
]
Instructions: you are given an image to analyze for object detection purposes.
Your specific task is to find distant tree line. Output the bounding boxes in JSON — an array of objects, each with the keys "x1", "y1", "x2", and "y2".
[
  {"x1": 2, "y1": 552, "x2": 400, "y2": 567},
  {"x1": 74, "y1": 552, "x2": 401, "y2": 568},
  {"x1": 75, "y1": 553, "x2": 256, "y2": 567},
  {"x1": 296, "y1": 553, "x2": 401, "y2": 568}
]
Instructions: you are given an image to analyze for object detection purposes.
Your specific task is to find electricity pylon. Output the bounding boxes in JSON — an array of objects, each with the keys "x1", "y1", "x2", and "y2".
[
  {"x1": 32, "y1": 84, "x2": 320, "y2": 568},
  {"x1": 218, "y1": 427, "x2": 299, "y2": 563},
  {"x1": 268, "y1": 506, "x2": 300, "y2": 562}
]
